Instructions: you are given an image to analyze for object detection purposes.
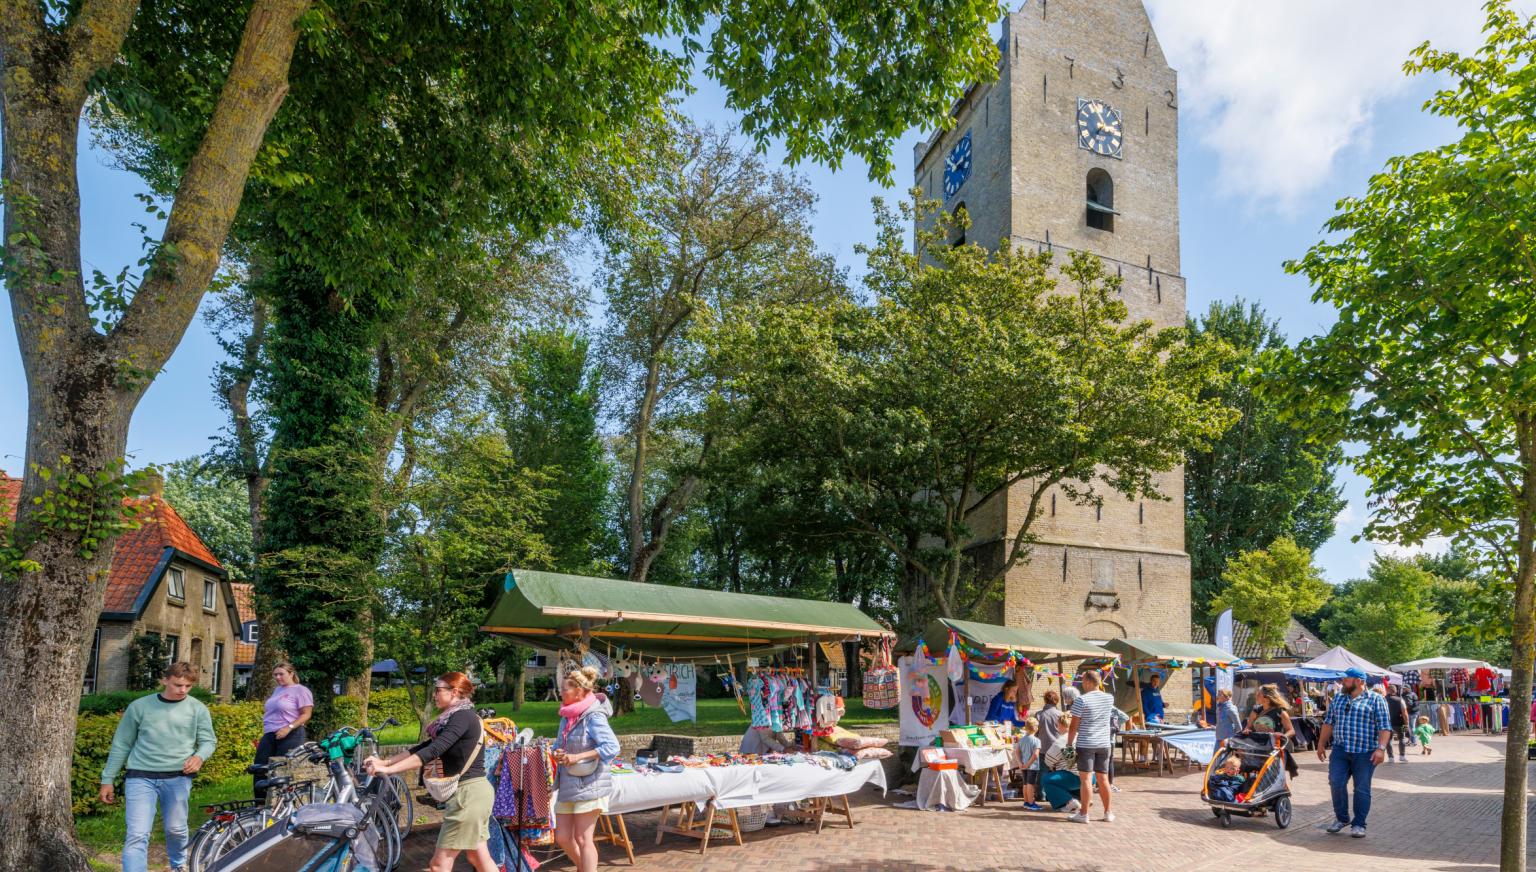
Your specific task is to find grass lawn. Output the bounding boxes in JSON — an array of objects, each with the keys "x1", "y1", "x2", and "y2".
[
  {"x1": 373, "y1": 696, "x2": 897, "y2": 745},
  {"x1": 77, "y1": 774, "x2": 255, "y2": 865}
]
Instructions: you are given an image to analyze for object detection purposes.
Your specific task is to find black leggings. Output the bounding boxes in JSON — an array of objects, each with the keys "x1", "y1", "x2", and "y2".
[{"x1": 253, "y1": 727, "x2": 307, "y2": 800}]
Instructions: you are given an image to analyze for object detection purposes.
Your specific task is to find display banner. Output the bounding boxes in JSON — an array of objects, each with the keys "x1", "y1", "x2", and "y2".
[
  {"x1": 898, "y1": 655, "x2": 949, "y2": 747},
  {"x1": 1159, "y1": 728, "x2": 1216, "y2": 765},
  {"x1": 1215, "y1": 609, "x2": 1235, "y2": 693},
  {"x1": 955, "y1": 673, "x2": 1008, "y2": 725}
]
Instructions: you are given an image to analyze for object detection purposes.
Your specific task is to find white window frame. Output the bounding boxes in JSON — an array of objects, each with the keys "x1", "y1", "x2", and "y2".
[
  {"x1": 83, "y1": 628, "x2": 101, "y2": 694},
  {"x1": 202, "y1": 578, "x2": 217, "y2": 611},
  {"x1": 248, "y1": 622, "x2": 260, "y2": 644},
  {"x1": 166, "y1": 567, "x2": 185, "y2": 602},
  {"x1": 165, "y1": 634, "x2": 180, "y2": 665},
  {"x1": 212, "y1": 642, "x2": 224, "y2": 694}
]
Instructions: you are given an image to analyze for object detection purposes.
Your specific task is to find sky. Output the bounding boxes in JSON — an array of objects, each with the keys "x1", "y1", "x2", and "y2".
[{"x1": 0, "y1": 1, "x2": 1521, "y2": 586}]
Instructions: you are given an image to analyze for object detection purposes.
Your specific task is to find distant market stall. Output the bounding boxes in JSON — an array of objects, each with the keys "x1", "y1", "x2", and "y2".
[
  {"x1": 1391, "y1": 656, "x2": 1507, "y2": 734},
  {"x1": 1100, "y1": 638, "x2": 1244, "y2": 774},
  {"x1": 480, "y1": 570, "x2": 897, "y2": 857}
]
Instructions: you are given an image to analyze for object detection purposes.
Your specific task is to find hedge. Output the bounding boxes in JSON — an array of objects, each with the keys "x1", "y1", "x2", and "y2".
[
  {"x1": 74, "y1": 691, "x2": 419, "y2": 816},
  {"x1": 79, "y1": 686, "x2": 215, "y2": 715}
]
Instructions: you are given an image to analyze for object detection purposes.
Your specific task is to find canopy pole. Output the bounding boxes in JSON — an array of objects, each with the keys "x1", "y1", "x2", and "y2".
[{"x1": 809, "y1": 634, "x2": 819, "y2": 689}]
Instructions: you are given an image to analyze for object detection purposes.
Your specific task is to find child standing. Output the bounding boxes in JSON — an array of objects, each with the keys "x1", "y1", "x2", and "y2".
[
  {"x1": 1415, "y1": 715, "x2": 1436, "y2": 755},
  {"x1": 1016, "y1": 717, "x2": 1043, "y2": 810}
]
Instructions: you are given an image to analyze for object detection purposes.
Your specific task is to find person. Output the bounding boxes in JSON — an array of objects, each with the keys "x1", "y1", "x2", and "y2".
[
  {"x1": 1139, "y1": 674, "x2": 1165, "y2": 724},
  {"x1": 1317, "y1": 666, "x2": 1392, "y2": 838},
  {"x1": 1015, "y1": 716, "x2": 1043, "y2": 810},
  {"x1": 1246, "y1": 683, "x2": 1299, "y2": 778},
  {"x1": 364, "y1": 672, "x2": 496, "y2": 872},
  {"x1": 1207, "y1": 756, "x2": 1246, "y2": 802},
  {"x1": 987, "y1": 677, "x2": 1021, "y2": 725},
  {"x1": 1383, "y1": 684, "x2": 1410, "y2": 763},
  {"x1": 1402, "y1": 683, "x2": 1420, "y2": 745},
  {"x1": 1415, "y1": 715, "x2": 1436, "y2": 755},
  {"x1": 1035, "y1": 690, "x2": 1064, "y2": 751},
  {"x1": 254, "y1": 661, "x2": 313, "y2": 800},
  {"x1": 551, "y1": 665, "x2": 620, "y2": 872},
  {"x1": 1065, "y1": 671, "x2": 1115, "y2": 824},
  {"x1": 1201, "y1": 688, "x2": 1242, "y2": 746},
  {"x1": 99, "y1": 661, "x2": 216, "y2": 872}
]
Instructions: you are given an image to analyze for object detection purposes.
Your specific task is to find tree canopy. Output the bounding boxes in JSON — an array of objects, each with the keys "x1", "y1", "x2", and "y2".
[{"x1": 1273, "y1": 3, "x2": 1536, "y2": 864}]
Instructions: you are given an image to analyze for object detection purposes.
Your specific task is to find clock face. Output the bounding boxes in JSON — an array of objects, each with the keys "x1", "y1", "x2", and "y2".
[
  {"x1": 1077, "y1": 98, "x2": 1124, "y2": 159},
  {"x1": 943, "y1": 129, "x2": 973, "y2": 200}
]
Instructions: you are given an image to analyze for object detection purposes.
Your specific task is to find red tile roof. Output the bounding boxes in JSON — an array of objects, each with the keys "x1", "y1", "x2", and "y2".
[
  {"x1": 1, "y1": 471, "x2": 224, "y2": 616},
  {"x1": 231, "y1": 582, "x2": 258, "y2": 665}
]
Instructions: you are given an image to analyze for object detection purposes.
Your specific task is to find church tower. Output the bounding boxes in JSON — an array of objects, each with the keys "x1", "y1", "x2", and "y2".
[{"x1": 913, "y1": 0, "x2": 1193, "y2": 670}]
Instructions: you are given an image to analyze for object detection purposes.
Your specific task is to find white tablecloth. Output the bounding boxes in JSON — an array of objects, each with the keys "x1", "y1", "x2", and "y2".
[
  {"x1": 914, "y1": 767, "x2": 979, "y2": 811},
  {"x1": 596, "y1": 761, "x2": 887, "y2": 815}
]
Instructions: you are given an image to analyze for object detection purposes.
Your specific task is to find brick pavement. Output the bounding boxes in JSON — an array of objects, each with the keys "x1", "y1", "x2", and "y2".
[{"x1": 402, "y1": 734, "x2": 1533, "y2": 871}]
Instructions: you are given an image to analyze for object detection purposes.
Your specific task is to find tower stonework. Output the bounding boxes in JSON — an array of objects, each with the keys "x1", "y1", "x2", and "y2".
[{"x1": 914, "y1": 0, "x2": 1192, "y2": 695}]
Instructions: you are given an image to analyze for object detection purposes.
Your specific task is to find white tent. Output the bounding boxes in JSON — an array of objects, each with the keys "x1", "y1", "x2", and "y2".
[
  {"x1": 1389, "y1": 656, "x2": 1491, "y2": 672},
  {"x1": 1296, "y1": 645, "x2": 1399, "y2": 679}
]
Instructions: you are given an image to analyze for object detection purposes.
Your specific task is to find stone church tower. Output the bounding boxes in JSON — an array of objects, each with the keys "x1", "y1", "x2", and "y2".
[{"x1": 913, "y1": 0, "x2": 1193, "y2": 680}]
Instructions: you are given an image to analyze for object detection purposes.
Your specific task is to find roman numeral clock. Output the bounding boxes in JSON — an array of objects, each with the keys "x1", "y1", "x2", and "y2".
[
  {"x1": 1077, "y1": 98, "x2": 1123, "y2": 158},
  {"x1": 943, "y1": 129, "x2": 973, "y2": 200}
]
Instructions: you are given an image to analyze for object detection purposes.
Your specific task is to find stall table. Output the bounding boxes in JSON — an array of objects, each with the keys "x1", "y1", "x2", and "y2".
[
  {"x1": 1116, "y1": 724, "x2": 1202, "y2": 776},
  {"x1": 909, "y1": 746, "x2": 1012, "y2": 805}
]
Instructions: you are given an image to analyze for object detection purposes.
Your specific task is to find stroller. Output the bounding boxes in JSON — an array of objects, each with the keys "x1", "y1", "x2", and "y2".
[
  {"x1": 208, "y1": 803, "x2": 388, "y2": 872},
  {"x1": 1200, "y1": 734, "x2": 1293, "y2": 829}
]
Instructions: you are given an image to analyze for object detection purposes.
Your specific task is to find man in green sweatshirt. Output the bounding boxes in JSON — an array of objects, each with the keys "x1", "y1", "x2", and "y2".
[{"x1": 99, "y1": 661, "x2": 217, "y2": 872}]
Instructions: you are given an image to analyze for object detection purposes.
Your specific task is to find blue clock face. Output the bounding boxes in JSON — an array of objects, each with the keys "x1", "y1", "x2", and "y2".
[{"x1": 943, "y1": 130, "x2": 973, "y2": 200}]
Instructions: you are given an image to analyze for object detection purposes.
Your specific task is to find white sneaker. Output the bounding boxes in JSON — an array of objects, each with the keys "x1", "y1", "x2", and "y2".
[
  {"x1": 1068, "y1": 813, "x2": 1091, "y2": 824},
  {"x1": 1065, "y1": 799, "x2": 1081, "y2": 813},
  {"x1": 1103, "y1": 812, "x2": 1116, "y2": 822}
]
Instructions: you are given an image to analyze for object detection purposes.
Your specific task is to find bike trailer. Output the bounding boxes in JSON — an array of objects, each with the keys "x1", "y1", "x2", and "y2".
[{"x1": 210, "y1": 804, "x2": 384, "y2": 872}]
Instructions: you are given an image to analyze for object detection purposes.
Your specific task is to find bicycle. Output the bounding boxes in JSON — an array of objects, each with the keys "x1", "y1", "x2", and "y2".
[{"x1": 189, "y1": 717, "x2": 409, "y2": 871}]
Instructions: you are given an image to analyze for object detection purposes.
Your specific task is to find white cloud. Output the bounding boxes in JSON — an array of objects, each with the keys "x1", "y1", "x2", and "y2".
[{"x1": 1144, "y1": 1, "x2": 1525, "y2": 209}]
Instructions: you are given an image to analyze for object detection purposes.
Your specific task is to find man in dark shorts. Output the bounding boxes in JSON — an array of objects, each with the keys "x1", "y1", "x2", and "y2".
[{"x1": 1066, "y1": 670, "x2": 1116, "y2": 823}]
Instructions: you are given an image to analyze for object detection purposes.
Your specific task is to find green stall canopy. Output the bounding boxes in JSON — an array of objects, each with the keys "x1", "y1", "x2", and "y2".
[
  {"x1": 920, "y1": 617, "x2": 1106, "y2": 662},
  {"x1": 1101, "y1": 637, "x2": 1241, "y2": 669},
  {"x1": 481, "y1": 569, "x2": 892, "y2": 661}
]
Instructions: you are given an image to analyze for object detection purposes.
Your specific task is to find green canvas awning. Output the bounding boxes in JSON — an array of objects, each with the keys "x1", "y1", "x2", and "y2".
[
  {"x1": 920, "y1": 618, "x2": 1105, "y2": 661},
  {"x1": 1101, "y1": 637, "x2": 1241, "y2": 668},
  {"x1": 481, "y1": 569, "x2": 892, "y2": 660}
]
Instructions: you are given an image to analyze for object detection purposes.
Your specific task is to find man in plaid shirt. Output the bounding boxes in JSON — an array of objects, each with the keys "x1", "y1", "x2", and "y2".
[{"x1": 1317, "y1": 667, "x2": 1392, "y2": 837}]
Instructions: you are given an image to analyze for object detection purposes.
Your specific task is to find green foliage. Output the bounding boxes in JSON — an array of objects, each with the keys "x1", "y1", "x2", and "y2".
[
  {"x1": 1419, "y1": 550, "x2": 1515, "y2": 665},
  {"x1": 711, "y1": 197, "x2": 1236, "y2": 632},
  {"x1": 126, "y1": 634, "x2": 175, "y2": 692},
  {"x1": 1275, "y1": 0, "x2": 1535, "y2": 658},
  {"x1": 79, "y1": 687, "x2": 214, "y2": 716},
  {"x1": 162, "y1": 458, "x2": 255, "y2": 583},
  {"x1": 0, "y1": 457, "x2": 152, "y2": 576},
  {"x1": 496, "y1": 329, "x2": 610, "y2": 573},
  {"x1": 1211, "y1": 536, "x2": 1332, "y2": 652},
  {"x1": 377, "y1": 424, "x2": 553, "y2": 728},
  {"x1": 1184, "y1": 301, "x2": 1346, "y2": 626},
  {"x1": 1322, "y1": 556, "x2": 1445, "y2": 667},
  {"x1": 73, "y1": 702, "x2": 264, "y2": 816},
  {"x1": 365, "y1": 688, "x2": 418, "y2": 729}
]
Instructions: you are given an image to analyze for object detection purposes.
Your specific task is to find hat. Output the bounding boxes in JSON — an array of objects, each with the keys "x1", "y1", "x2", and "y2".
[{"x1": 1344, "y1": 667, "x2": 1368, "y2": 680}]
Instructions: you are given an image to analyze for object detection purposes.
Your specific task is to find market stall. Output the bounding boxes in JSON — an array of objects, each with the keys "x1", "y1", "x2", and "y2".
[
  {"x1": 900, "y1": 618, "x2": 1105, "y2": 807},
  {"x1": 481, "y1": 569, "x2": 897, "y2": 858},
  {"x1": 1390, "y1": 656, "x2": 1500, "y2": 734},
  {"x1": 1100, "y1": 638, "x2": 1243, "y2": 775}
]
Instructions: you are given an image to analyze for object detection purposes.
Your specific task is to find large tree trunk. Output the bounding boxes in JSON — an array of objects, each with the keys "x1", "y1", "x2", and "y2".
[
  {"x1": 1500, "y1": 436, "x2": 1534, "y2": 872},
  {"x1": 0, "y1": 1, "x2": 305, "y2": 866}
]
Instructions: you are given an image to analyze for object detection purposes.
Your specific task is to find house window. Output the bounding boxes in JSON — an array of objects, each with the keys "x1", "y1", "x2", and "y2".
[
  {"x1": 246, "y1": 621, "x2": 260, "y2": 644},
  {"x1": 1086, "y1": 168, "x2": 1115, "y2": 232},
  {"x1": 212, "y1": 643, "x2": 224, "y2": 694},
  {"x1": 165, "y1": 634, "x2": 180, "y2": 665},
  {"x1": 83, "y1": 628, "x2": 101, "y2": 694},
  {"x1": 526, "y1": 653, "x2": 548, "y2": 668},
  {"x1": 167, "y1": 567, "x2": 185, "y2": 602},
  {"x1": 202, "y1": 579, "x2": 216, "y2": 611}
]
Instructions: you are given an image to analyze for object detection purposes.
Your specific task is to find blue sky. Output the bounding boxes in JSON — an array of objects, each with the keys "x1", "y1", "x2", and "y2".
[{"x1": 0, "y1": 1, "x2": 1516, "y2": 585}]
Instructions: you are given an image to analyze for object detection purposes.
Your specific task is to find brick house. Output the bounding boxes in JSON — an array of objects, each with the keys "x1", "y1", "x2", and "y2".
[
  {"x1": 1, "y1": 472, "x2": 242, "y2": 700},
  {"x1": 231, "y1": 582, "x2": 259, "y2": 692}
]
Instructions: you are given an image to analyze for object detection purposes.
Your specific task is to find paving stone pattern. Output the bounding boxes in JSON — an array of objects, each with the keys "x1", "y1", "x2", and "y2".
[{"x1": 402, "y1": 732, "x2": 1532, "y2": 871}]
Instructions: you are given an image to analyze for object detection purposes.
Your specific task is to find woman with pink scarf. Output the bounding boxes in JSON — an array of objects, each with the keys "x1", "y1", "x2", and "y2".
[{"x1": 552, "y1": 665, "x2": 619, "y2": 872}]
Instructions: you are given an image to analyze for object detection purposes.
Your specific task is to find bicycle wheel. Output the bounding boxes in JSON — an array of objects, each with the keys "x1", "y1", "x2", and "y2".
[
  {"x1": 204, "y1": 810, "x2": 266, "y2": 867},
  {"x1": 385, "y1": 774, "x2": 414, "y2": 839}
]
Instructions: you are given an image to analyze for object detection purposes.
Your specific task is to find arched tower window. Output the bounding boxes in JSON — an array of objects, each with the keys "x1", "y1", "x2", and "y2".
[
  {"x1": 950, "y1": 202, "x2": 968, "y2": 247},
  {"x1": 1086, "y1": 169, "x2": 1116, "y2": 232}
]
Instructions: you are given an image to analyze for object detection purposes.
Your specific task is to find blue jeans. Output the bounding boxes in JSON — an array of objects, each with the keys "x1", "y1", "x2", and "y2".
[
  {"x1": 1328, "y1": 751, "x2": 1376, "y2": 828},
  {"x1": 123, "y1": 776, "x2": 193, "y2": 872}
]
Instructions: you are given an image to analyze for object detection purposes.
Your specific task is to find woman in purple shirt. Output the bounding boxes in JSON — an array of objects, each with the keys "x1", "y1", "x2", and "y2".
[{"x1": 253, "y1": 662, "x2": 314, "y2": 799}]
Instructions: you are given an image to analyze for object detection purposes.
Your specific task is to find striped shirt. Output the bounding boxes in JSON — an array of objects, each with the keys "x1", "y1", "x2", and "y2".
[{"x1": 1071, "y1": 690, "x2": 1116, "y2": 748}]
